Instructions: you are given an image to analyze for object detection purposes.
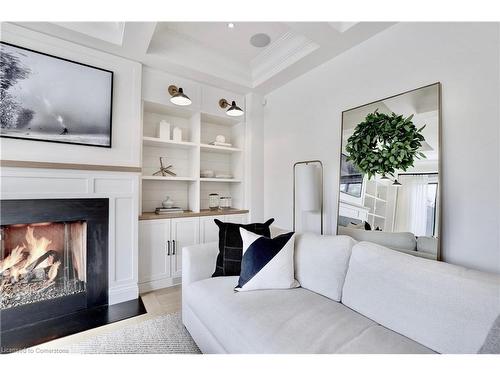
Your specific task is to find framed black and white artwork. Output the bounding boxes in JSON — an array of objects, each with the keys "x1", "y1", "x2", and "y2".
[{"x1": 0, "y1": 42, "x2": 113, "y2": 147}]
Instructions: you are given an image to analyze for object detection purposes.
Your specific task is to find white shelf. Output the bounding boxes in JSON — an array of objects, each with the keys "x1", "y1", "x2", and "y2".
[
  {"x1": 365, "y1": 193, "x2": 387, "y2": 202},
  {"x1": 142, "y1": 176, "x2": 197, "y2": 182},
  {"x1": 201, "y1": 112, "x2": 241, "y2": 126},
  {"x1": 368, "y1": 213, "x2": 385, "y2": 219},
  {"x1": 200, "y1": 143, "x2": 241, "y2": 153},
  {"x1": 200, "y1": 178, "x2": 241, "y2": 183},
  {"x1": 143, "y1": 137, "x2": 198, "y2": 149}
]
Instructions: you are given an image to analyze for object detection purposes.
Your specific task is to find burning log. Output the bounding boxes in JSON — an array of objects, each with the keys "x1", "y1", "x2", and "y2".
[
  {"x1": 0, "y1": 245, "x2": 25, "y2": 273},
  {"x1": 1, "y1": 250, "x2": 61, "y2": 285},
  {"x1": 47, "y1": 261, "x2": 61, "y2": 282},
  {"x1": 24, "y1": 250, "x2": 60, "y2": 274}
]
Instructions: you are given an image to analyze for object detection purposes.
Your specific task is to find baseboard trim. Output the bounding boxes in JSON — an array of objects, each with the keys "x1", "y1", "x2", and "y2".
[
  {"x1": 109, "y1": 284, "x2": 139, "y2": 305},
  {"x1": 139, "y1": 277, "x2": 181, "y2": 293}
]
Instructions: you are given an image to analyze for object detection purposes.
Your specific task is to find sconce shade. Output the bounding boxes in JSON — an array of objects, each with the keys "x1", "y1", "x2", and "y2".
[
  {"x1": 169, "y1": 85, "x2": 192, "y2": 106},
  {"x1": 219, "y1": 98, "x2": 244, "y2": 117},
  {"x1": 392, "y1": 179, "x2": 402, "y2": 186},
  {"x1": 226, "y1": 101, "x2": 244, "y2": 117}
]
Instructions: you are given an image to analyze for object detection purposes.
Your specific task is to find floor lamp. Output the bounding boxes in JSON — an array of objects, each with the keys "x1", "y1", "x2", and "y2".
[{"x1": 293, "y1": 160, "x2": 324, "y2": 235}]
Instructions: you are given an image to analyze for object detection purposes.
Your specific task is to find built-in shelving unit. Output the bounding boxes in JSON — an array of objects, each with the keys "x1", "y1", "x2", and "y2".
[
  {"x1": 364, "y1": 179, "x2": 388, "y2": 230},
  {"x1": 140, "y1": 99, "x2": 246, "y2": 214}
]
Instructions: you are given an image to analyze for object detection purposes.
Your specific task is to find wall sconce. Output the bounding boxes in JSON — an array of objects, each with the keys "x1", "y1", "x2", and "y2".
[
  {"x1": 219, "y1": 98, "x2": 244, "y2": 117},
  {"x1": 168, "y1": 85, "x2": 192, "y2": 106},
  {"x1": 392, "y1": 179, "x2": 402, "y2": 186}
]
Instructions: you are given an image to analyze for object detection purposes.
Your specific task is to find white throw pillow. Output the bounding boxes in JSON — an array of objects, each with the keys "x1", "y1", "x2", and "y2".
[{"x1": 235, "y1": 228, "x2": 299, "y2": 292}]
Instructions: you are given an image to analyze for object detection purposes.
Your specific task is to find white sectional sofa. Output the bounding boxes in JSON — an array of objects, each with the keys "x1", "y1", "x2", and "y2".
[
  {"x1": 182, "y1": 233, "x2": 500, "y2": 354},
  {"x1": 338, "y1": 226, "x2": 438, "y2": 259}
]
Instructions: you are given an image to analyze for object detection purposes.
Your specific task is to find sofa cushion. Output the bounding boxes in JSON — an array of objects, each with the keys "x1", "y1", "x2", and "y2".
[
  {"x1": 416, "y1": 236, "x2": 438, "y2": 255},
  {"x1": 184, "y1": 276, "x2": 433, "y2": 353},
  {"x1": 294, "y1": 233, "x2": 355, "y2": 301},
  {"x1": 342, "y1": 241, "x2": 500, "y2": 354},
  {"x1": 185, "y1": 276, "x2": 372, "y2": 353},
  {"x1": 236, "y1": 229, "x2": 299, "y2": 292},
  {"x1": 338, "y1": 226, "x2": 416, "y2": 251},
  {"x1": 336, "y1": 325, "x2": 434, "y2": 354},
  {"x1": 478, "y1": 314, "x2": 500, "y2": 354},
  {"x1": 212, "y1": 218, "x2": 274, "y2": 277}
]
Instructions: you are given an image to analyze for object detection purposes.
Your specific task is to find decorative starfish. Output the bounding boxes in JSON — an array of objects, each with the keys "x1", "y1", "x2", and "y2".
[{"x1": 152, "y1": 157, "x2": 177, "y2": 177}]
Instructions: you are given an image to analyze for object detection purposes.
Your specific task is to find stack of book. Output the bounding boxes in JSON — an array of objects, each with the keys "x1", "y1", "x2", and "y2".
[{"x1": 155, "y1": 207, "x2": 184, "y2": 215}]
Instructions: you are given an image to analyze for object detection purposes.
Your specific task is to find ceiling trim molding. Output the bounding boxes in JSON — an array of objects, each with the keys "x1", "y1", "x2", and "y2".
[
  {"x1": 51, "y1": 22, "x2": 126, "y2": 46},
  {"x1": 250, "y1": 31, "x2": 319, "y2": 87}
]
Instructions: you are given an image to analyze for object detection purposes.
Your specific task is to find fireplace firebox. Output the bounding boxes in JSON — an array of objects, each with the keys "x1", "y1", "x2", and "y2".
[
  {"x1": 0, "y1": 199, "x2": 109, "y2": 333},
  {"x1": 1, "y1": 221, "x2": 87, "y2": 310}
]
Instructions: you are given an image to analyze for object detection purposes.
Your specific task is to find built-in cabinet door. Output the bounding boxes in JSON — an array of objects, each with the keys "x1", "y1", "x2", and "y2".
[
  {"x1": 139, "y1": 220, "x2": 171, "y2": 283},
  {"x1": 200, "y1": 215, "x2": 224, "y2": 243},
  {"x1": 171, "y1": 217, "x2": 200, "y2": 277}
]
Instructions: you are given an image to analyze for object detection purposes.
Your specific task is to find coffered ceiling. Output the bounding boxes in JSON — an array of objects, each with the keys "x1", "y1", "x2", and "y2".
[{"x1": 12, "y1": 21, "x2": 395, "y2": 94}]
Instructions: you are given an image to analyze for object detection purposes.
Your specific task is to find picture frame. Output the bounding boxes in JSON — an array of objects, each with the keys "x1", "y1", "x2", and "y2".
[{"x1": 0, "y1": 42, "x2": 114, "y2": 148}]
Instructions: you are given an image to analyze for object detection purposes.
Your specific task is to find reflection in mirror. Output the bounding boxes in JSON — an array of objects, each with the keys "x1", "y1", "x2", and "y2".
[{"x1": 337, "y1": 83, "x2": 440, "y2": 260}]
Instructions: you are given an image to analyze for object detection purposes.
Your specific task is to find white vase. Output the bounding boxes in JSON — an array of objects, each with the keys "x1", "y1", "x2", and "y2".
[
  {"x1": 157, "y1": 120, "x2": 170, "y2": 140},
  {"x1": 172, "y1": 127, "x2": 182, "y2": 142}
]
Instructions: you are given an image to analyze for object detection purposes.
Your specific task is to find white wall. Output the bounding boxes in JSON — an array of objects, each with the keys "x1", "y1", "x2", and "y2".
[
  {"x1": 263, "y1": 23, "x2": 500, "y2": 274},
  {"x1": 245, "y1": 92, "x2": 265, "y2": 222},
  {"x1": 0, "y1": 23, "x2": 142, "y2": 168}
]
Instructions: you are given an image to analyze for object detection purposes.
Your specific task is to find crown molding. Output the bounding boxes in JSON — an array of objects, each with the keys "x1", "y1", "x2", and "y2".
[{"x1": 250, "y1": 31, "x2": 319, "y2": 87}]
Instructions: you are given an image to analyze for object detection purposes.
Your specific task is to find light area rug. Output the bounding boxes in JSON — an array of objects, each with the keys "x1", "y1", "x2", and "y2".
[{"x1": 66, "y1": 312, "x2": 201, "y2": 354}]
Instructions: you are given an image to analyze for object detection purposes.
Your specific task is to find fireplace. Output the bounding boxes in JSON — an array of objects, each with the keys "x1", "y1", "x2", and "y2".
[
  {"x1": 1, "y1": 221, "x2": 87, "y2": 310},
  {"x1": 0, "y1": 199, "x2": 109, "y2": 333}
]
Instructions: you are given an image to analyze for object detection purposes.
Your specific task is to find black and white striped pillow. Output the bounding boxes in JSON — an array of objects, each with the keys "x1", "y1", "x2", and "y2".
[{"x1": 235, "y1": 228, "x2": 299, "y2": 292}]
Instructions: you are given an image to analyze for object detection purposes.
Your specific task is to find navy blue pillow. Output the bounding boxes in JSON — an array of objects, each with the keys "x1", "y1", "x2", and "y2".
[{"x1": 235, "y1": 228, "x2": 298, "y2": 291}]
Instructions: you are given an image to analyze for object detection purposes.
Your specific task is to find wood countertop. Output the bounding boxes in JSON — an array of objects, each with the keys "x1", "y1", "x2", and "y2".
[{"x1": 139, "y1": 209, "x2": 249, "y2": 221}]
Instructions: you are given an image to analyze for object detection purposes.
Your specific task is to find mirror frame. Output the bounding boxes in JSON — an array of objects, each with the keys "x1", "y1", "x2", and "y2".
[{"x1": 336, "y1": 82, "x2": 442, "y2": 261}]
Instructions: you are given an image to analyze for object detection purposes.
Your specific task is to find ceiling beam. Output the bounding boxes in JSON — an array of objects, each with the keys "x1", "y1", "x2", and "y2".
[{"x1": 121, "y1": 22, "x2": 157, "y2": 58}]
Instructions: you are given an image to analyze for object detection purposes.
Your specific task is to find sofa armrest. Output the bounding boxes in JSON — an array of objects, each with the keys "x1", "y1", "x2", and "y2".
[{"x1": 182, "y1": 242, "x2": 218, "y2": 285}]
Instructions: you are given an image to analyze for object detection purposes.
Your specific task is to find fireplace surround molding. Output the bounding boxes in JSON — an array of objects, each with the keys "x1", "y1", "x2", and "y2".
[{"x1": 0, "y1": 167, "x2": 140, "y2": 306}]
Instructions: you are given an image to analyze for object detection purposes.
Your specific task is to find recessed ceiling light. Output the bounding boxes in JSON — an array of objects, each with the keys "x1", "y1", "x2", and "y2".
[
  {"x1": 227, "y1": 23, "x2": 235, "y2": 29},
  {"x1": 250, "y1": 33, "x2": 271, "y2": 48}
]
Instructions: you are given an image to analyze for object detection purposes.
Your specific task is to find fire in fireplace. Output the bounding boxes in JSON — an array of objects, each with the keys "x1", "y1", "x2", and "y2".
[{"x1": 1, "y1": 221, "x2": 87, "y2": 310}]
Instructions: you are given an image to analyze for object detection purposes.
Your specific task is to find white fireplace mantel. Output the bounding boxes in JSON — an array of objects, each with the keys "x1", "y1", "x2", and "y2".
[{"x1": 0, "y1": 167, "x2": 140, "y2": 305}]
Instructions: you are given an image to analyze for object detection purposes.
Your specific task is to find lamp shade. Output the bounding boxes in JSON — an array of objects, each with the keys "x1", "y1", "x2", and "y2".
[
  {"x1": 226, "y1": 101, "x2": 244, "y2": 117},
  {"x1": 296, "y1": 164, "x2": 320, "y2": 212},
  {"x1": 170, "y1": 87, "x2": 192, "y2": 106}
]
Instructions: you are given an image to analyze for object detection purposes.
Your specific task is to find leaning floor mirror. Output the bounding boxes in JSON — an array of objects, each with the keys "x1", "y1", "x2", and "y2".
[{"x1": 337, "y1": 83, "x2": 441, "y2": 260}]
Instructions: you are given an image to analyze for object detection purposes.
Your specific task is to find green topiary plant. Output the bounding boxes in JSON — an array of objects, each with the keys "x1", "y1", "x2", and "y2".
[{"x1": 345, "y1": 110, "x2": 426, "y2": 180}]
